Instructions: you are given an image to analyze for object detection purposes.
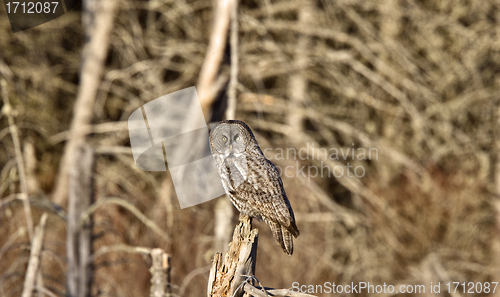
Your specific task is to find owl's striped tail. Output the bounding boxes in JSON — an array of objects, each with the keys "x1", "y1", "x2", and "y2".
[{"x1": 268, "y1": 221, "x2": 299, "y2": 255}]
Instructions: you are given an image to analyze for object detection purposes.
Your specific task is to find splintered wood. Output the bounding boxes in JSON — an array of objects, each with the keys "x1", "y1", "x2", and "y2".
[{"x1": 207, "y1": 216, "x2": 258, "y2": 297}]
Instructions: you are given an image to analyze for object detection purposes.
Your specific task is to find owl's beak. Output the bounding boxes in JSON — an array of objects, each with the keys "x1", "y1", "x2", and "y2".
[{"x1": 229, "y1": 144, "x2": 233, "y2": 151}]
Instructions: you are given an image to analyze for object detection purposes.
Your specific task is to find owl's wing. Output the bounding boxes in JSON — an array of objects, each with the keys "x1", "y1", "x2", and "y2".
[{"x1": 237, "y1": 156, "x2": 298, "y2": 236}]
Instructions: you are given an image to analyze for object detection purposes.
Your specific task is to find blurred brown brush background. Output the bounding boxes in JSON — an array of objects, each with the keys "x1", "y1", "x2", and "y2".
[{"x1": 1, "y1": 0, "x2": 500, "y2": 296}]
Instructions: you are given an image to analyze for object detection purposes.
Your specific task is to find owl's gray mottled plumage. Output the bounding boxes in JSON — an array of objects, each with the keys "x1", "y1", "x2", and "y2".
[{"x1": 209, "y1": 120, "x2": 299, "y2": 255}]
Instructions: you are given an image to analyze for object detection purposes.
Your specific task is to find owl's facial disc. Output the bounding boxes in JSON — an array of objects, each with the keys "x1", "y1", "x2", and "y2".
[{"x1": 211, "y1": 123, "x2": 248, "y2": 156}]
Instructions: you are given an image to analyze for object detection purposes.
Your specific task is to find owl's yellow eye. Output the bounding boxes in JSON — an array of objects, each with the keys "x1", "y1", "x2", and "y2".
[
  {"x1": 235, "y1": 136, "x2": 240, "y2": 141},
  {"x1": 222, "y1": 136, "x2": 227, "y2": 142}
]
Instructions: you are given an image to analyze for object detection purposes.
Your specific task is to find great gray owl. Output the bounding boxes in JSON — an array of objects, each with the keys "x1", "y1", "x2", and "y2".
[{"x1": 209, "y1": 120, "x2": 299, "y2": 255}]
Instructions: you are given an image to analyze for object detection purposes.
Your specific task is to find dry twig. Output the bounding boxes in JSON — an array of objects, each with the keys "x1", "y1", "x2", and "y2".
[
  {"x1": 21, "y1": 213, "x2": 48, "y2": 297},
  {"x1": 1, "y1": 79, "x2": 34, "y2": 241}
]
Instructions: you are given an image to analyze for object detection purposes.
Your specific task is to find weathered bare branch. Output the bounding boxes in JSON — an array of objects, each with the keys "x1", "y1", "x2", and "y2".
[
  {"x1": 67, "y1": 144, "x2": 94, "y2": 297},
  {"x1": 53, "y1": 0, "x2": 118, "y2": 206},
  {"x1": 243, "y1": 283, "x2": 317, "y2": 297},
  {"x1": 198, "y1": 0, "x2": 235, "y2": 118},
  {"x1": 1, "y1": 79, "x2": 34, "y2": 241},
  {"x1": 150, "y1": 248, "x2": 172, "y2": 297},
  {"x1": 21, "y1": 213, "x2": 48, "y2": 297}
]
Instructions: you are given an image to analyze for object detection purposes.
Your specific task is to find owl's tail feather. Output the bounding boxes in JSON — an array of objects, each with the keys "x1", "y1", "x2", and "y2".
[
  {"x1": 287, "y1": 221, "x2": 300, "y2": 238},
  {"x1": 269, "y1": 221, "x2": 294, "y2": 255}
]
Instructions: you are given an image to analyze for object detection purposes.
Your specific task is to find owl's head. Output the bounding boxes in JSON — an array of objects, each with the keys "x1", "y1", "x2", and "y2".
[{"x1": 209, "y1": 120, "x2": 256, "y2": 156}]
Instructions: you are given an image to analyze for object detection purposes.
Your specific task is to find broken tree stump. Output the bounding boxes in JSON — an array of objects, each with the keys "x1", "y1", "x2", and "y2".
[{"x1": 207, "y1": 216, "x2": 258, "y2": 297}]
